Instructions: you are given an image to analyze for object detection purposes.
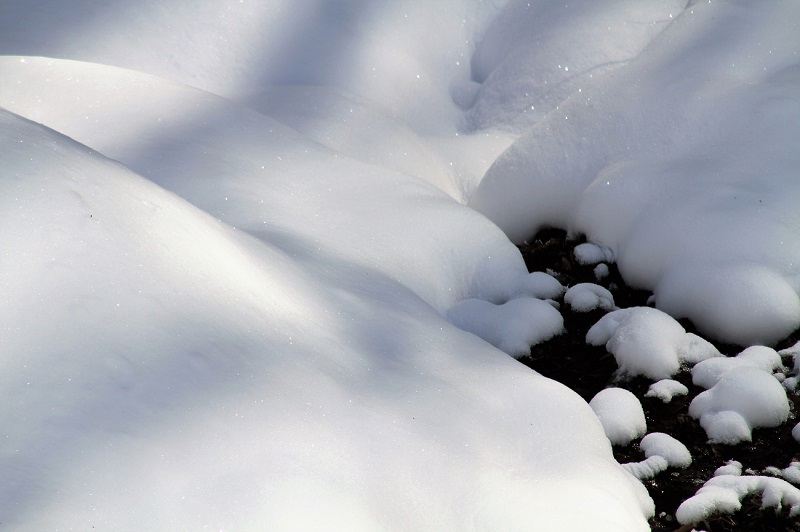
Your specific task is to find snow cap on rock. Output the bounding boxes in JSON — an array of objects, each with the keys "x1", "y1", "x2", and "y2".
[
  {"x1": 689, "y1": 366, "x2": 790, "y2": 444},
  {"x1": 589, "y1": 388, "x2": 646, "y2": 446}
]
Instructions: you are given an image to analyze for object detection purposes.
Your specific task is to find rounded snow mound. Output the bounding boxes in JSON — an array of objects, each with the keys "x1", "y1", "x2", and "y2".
[
  {"x1": 586, "y1": 307, "x2": 721, "y2": 380},
  {"x1": 589, "y1": 388, "x2": 646, "y2": 446},
  {"x1": 689, "y1": 366, "x2": 790, "y2": 444}
]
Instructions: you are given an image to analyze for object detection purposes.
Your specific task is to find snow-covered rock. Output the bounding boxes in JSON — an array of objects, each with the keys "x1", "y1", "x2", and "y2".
[
  {"x1": 564, "y1": 283, "x2": 616, "y2": 313},
  {"x1": 589, "y1": 388, "x2": 646, "y2": 446},
  {"x1": 692, "y1": 346, "x2": 783, "y2": 389},
  {"x1": 676, "y1": 475, "x2": 800, "y2": 526},
  {"x1": 586, "y1": 307, "x2": 720, "y2": 380},
  {"x1": 645, "y1": 380, "x2": 689, "y2": 403},
  {"x1": 689, "y1": 367, "x2": 790, "y2": 444}
]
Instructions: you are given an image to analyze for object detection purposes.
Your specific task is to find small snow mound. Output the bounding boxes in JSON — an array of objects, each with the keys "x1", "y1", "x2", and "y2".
[
  {"x1": 564, "y1": 283, "x2": 616, "y2": 313},
  {"x1": 793, "y1": 422, "x2": 800, "y2": 443},
  {"x1": 447, "y1": 297, "x2": 563, "y2": 358},
  {"x1": 782, "y1": 462, "x2": 800, "y2": 485},
  {"x1": 574, "y1": 242, "x2": 614, "y2": 265},
  {"x1": 714, "y1": 460, "x2": 743, "y2": 477},
  {"x1": 514, "y1": 271, "x2": 565, "y2": 300},
  {"x1": 586, "y1": 307, "x2": 692, "y2": 380},
  {"x1": 676, "y1": 475, "x2": 800, "y2": 525},
  {"x1": 589, "y1": 388, "x2": 646, "y2": 446},
  {"x1": 640, "y1": 432, "x2": 691, "y2": 469},
  {"x1": 689, "y1": 366, "x2": 790, "y2": 444},
  {"x1": 692, "y1": 345, "x2": 783, "y2": 389},
  {"x1": 677, "y1": 333, "x2": 722, "y2": 365},
  {"x1": 645, "y1": 379, "x2": 689, "y2": 403},
  {"x1": 593, "y1": 263, "x2": 609, "y2": 280},
  {"x1": 622, "y1": 455, "x2": 668, "y2": 480}
]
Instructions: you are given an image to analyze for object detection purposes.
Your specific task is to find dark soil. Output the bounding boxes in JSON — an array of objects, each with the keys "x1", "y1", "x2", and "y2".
[{"x1": 516, "y1": 228, "x2": 800, "y2": 531}]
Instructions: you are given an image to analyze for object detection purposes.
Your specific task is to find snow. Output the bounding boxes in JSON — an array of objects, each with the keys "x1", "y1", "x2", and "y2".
[
  {"x1": 676, "y1": 475, "x2": 800, "y2": 526},
  {"x1": 715, "y1": 461, "x2": 743, "y2": 478},
  {"x1": 574, "y1": 243, "x2": 614, "y2": 266},
  {"x1": 622, "y1": 432, "x2": 691, "y2": 480},
  {"x1": 589, "y1": 388, "x2": 646, "y2": 446},
  {"x1": 2, "y1": 0, "x2": 799, "y2": 528},
  {"x1": 692, "y1": 346, "x2": 783, "y2": 389},
  {"x1": 564, "y1": 283, "x2": 616, "y2": 313},
  {"x1": 645, "y1": 380, "x2": 689, "y2": 404},
  {"x1": 469, "y1": 0, "x2": 800, "y2": 346},
  {"x1": 586, "y1": 307, "x2": 720, "y2": 380},
  {"x1": 446, "y1": 297, "x2": 564, "y2": 357},
  {"x1": 594, "y1": 263, "x2": 610, "y2": 281},
  {"x1": 689, "y1": 367, "x2": 790, "y2": 444}
]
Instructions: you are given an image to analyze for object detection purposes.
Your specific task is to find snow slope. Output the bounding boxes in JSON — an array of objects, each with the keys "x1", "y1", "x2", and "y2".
[{"x1": 2, "y1": 0, "x2": 799, "y2": 529}]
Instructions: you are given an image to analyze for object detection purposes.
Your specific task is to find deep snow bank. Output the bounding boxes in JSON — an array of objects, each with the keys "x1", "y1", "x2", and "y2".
[
  {"x1": 469, "y1": 1, "x2": 800, "y2": 345},
  {"x1": 0, "y1": 109, "x2": 651, "y2": 529}
]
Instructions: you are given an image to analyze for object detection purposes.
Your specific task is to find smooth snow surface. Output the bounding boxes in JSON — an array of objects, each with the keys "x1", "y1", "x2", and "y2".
[
  {"x1": 2, "y1": 0, "x2": 799, "y2": 529},
  {"x1": 676, "y1": 475, "x2": 800, "y2": 526},
  {"x1": 640, "y1": 433, "x2": 691, "y2": 469},
  {"x1": 589, "y1": 388, "x2": 646, "y2": 446},
  {"x1": 586, "y1": 307, "x2": 721, "y2": 380},
  {"x1": 689, "y1": 367, "x2": 790, "y2": 444}
]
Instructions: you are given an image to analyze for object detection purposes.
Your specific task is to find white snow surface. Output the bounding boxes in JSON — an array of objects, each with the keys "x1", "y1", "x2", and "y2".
[
  {"x1": 692, "y1": 346, "x2": 784, "y2": 389},
  {"x1": 586, "y1": 307, "x2": 721, "y2": 380},
  {"x1": 689, "y1": 367, "x2": 790, "y2": 444},
  {"x1": 564, "y1": 283, "x2": 616, "y2": 313},
  {"x1": 589, "y1": 388, "x2": 646, "y2": 446},
  {"x1": 645, "y1": 379, "x2": 689, "y2": 403},
  {"x1": 676, "y1": 475, "x2": 800, "y2": 526},
  {"x1": 469, "y1": 0, "x2": 800, "y2": 346},
  {"x1": 2, "y1": 0, "x2": 799, "y2": 529},
  {"x1": 622, "y1": 432, "x2": 691, "y2": 480}
]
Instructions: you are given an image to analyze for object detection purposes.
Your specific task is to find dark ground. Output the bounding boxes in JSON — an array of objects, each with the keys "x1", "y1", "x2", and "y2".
[{"x1": 516, "y1": 228, "x2": 800, "y2": 531}]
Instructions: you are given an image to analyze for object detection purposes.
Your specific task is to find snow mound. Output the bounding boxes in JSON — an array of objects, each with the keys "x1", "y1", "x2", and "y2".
[
  {"x1": 586, "y1": 307, "x2": 720, "y2": 380},
  {"x1": 794, "y1": 423, "x2": 800, "y2": 443},
  {"x1": 676, "y1": 475, "x2": 800, "y2": 526},
  {"x1": 645, "y1": 380, "x2": 689, "y2": 403},
  {"x1": 689, "y1": 367, "x2": 790, "y2": 444},
  {"x1": 447, "y1": 297, "x2": 564, "y2": 357},
  {"x1": 692, "y1": 346, "x2": 783, "y2": 389},
  {"x1": 564, "y1": 283, "x2": 616, "y2": 313},
  {"x1": 622, "y1": 432, "x2": 691, "y2": 480},
  {"x1": 574, "y1": 243, "x2": 614, "y2": 266},
  {"x1": 589, "y1": 388, "x2": 646, "y2": 446},
  {"x1": 640, "y1": 433, "x2": 691, "y2": 469},
  {"x1": 715, "y1": 461, "x2": 743, "y2": 478}
]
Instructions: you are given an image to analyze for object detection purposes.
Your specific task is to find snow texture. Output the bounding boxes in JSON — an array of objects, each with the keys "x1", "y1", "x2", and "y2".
[
  {"x1": 564, "y1": 283, "x2": 616, "y2": 313},
  {"x1": 622, "y1": 432, "x2": 691, "y2": 481},
  {"x1": 645, "y1": 380, "x2": 689, "y2": 403},
  {"x1": 640, "y1": 433, "x2": 691, "y2": 469},
  {"x1": 574, "y1": 243, "x2": 614, "y2": 266},
  {"x1": 689, "y1": 367, "x2": 790, "y2": 444},
  {"x1": 589, "y1": 388, "x2": 647, "y2": 446},
  {"x1": 691, "y1": 346, "x2": 783, "y2": 389},
  {"x1": 2, "y1": 0, "x2": 799, "y2": 529},
  {"x1": 714, "y1": 461, "x2": 743, "y2": 478},
  {"x1": 676, "y1": 475, "x2": 800, "y2": 526},
  {"x1": 586, "y1": 307, "x2": 721, "y2": 380}
]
